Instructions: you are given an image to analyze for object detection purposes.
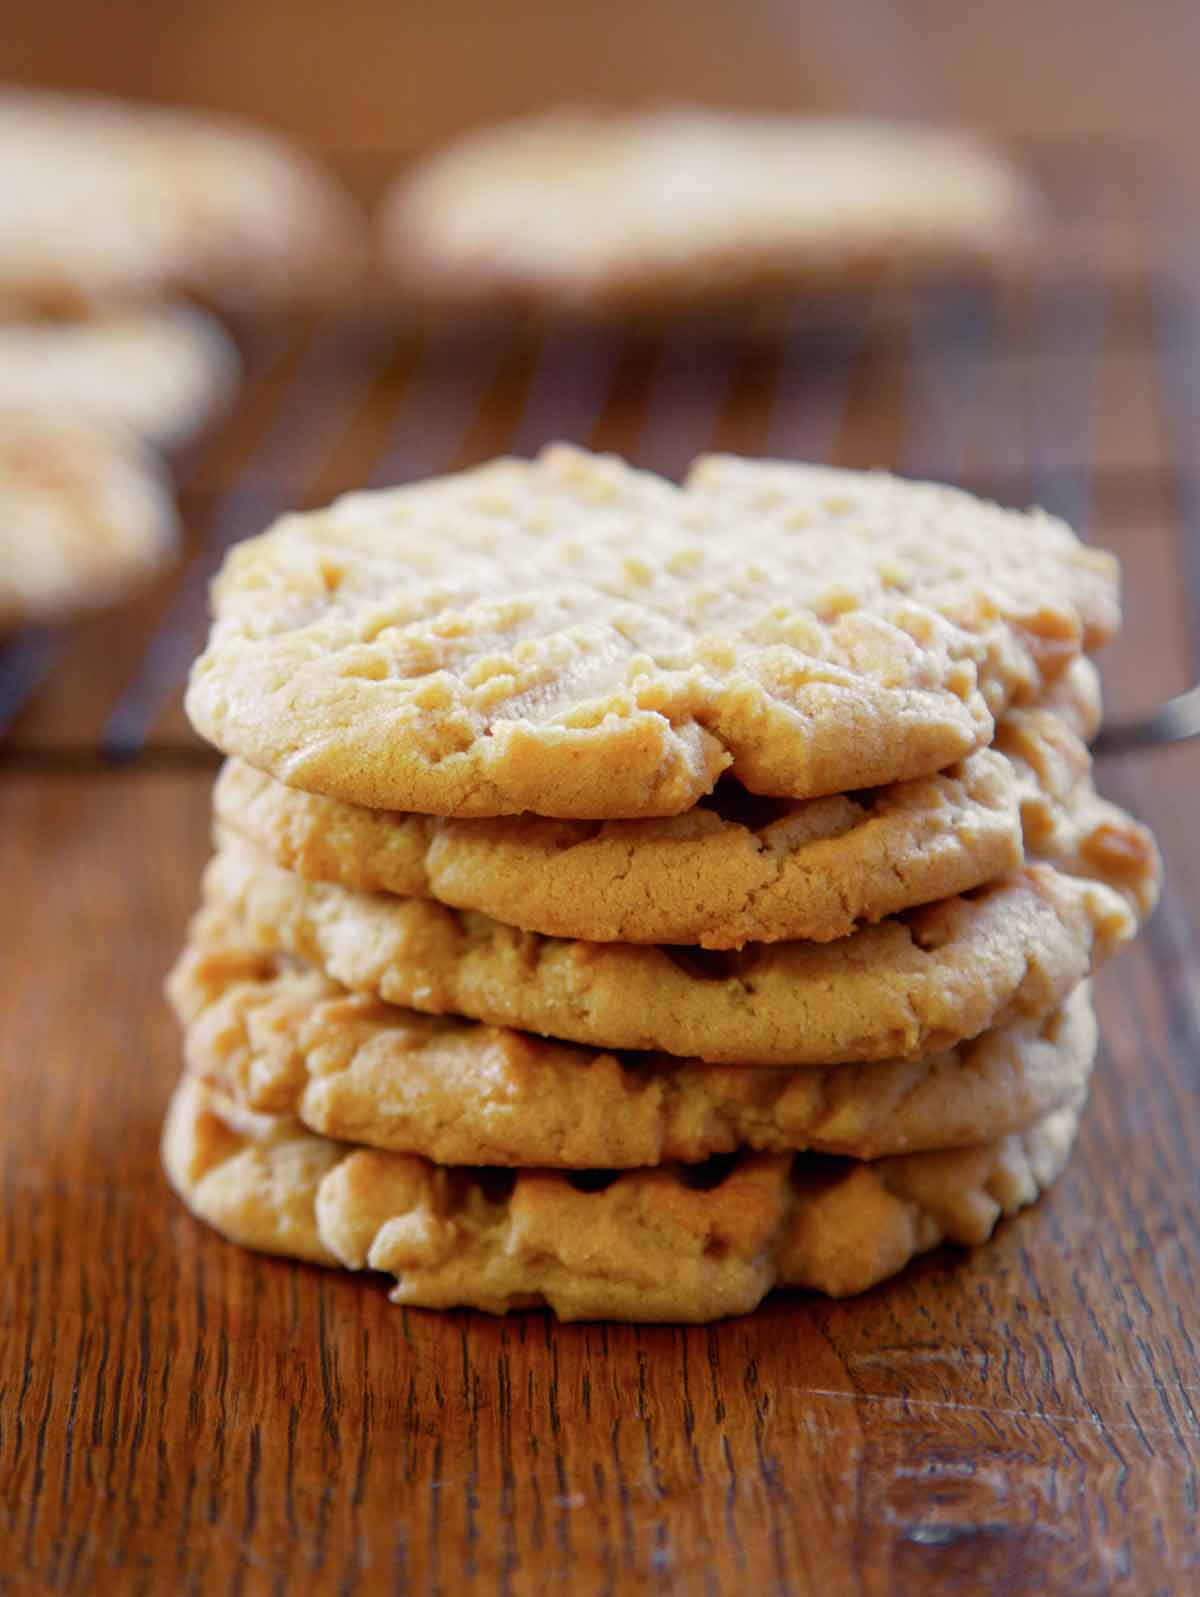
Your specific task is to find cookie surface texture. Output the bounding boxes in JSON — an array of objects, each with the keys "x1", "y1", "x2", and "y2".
[
  {"x1": 0, "y1": 88, "x2": 363, "y2": 313},
  {"x1": 0, "y1": 409, "x2": 179, "y2": 627},
  {"x1": 383, "y1": 109, "x2": 1038, "y2": 315},
  {"x1": 186, "y1": 446, "x2": 1118, "y2": 818},
  {"x1": 162, "y1": 1076, "x2": 1084, "y2": 1320},
  {"x1": 0, "y1": 307, "x2": 239, "y2": 448},
  {"x1": 170, "y1": 915, "x2": 1098, "y2": 1166}
]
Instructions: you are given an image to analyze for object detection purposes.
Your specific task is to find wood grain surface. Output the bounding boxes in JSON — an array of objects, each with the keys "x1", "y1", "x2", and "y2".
[{"x1": 2, "y1": 5, "x2": 1199, "y2": 1593}]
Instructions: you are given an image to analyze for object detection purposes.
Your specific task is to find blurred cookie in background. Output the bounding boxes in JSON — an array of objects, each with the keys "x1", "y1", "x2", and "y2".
[
  {"x1": 0, "y1": 87, "x2": 359, "y2": 635},
  {"x1": 0, "y1": 409, "x2": 179, "y2": 630},
  {"x1": 382, "y1": 107, "x2": 1039, "y2": 319},
  {"x1": 0, "y1": 306, "x2": 240, "y2": 449},
  {"x1": 0, "y1": 88, "x2": 366, "y2": 316}
]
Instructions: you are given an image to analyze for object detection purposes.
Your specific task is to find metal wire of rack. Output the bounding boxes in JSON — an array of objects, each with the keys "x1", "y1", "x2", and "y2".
[{"x1": 0, "y1": 138, "x2": 1195, "y2": 767}]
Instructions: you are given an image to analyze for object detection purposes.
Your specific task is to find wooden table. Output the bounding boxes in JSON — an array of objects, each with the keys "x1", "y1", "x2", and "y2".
[{"x1": 3, "y1": 6, "x2": 1199, "y2": 1592}]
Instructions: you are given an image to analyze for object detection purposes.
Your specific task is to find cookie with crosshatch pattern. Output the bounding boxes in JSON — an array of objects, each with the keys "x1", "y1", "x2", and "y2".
[
  {"x1": 162, "y1": 1074, "x2": 1085, "y2": 1319},
  {"x1": 381, "y1": 108, "x2": 1038, "y2": 317},
  {"x1": 185, "y1": 446, "x2": 1118, "y2": 820}
]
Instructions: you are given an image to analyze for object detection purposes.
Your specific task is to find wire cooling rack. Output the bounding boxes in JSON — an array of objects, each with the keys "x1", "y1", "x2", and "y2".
[{"x1": 2, "y1": 138, "x2": 1196, "y2": 766}]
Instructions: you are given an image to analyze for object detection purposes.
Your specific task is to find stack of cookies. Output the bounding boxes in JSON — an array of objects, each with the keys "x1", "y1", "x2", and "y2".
[{"x1": 164, "y1": 445, "x2": 1160, "y2": 1322}]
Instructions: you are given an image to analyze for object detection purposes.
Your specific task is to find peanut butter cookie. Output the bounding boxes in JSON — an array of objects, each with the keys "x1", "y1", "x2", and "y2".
[
  {"x1": 163, "y1": 1075, "x2": 1084, "y2": 1319},
  {"x1": 186, "y1": 446, "x2": 1117, "y2": 817}
]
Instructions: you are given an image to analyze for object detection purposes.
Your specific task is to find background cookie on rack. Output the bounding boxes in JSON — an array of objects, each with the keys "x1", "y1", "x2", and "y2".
[
  {"x1": 0, "y1": 409, "x2": 179, "y2": 629},
  {"x1": 382, "y1": 108, "x2": 1039, "y2": 317},
  {"x1": 0, "y1": 307, "x2": 239, "y2": 449},
  {"x1": 0, "y1": 87, "x2": 365, "y2": 314}
]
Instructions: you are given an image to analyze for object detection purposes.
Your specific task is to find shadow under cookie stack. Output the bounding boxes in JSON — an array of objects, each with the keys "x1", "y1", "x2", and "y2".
[{"x1": 164, "y1": 444, "x2": 1160, "y2": 1323}]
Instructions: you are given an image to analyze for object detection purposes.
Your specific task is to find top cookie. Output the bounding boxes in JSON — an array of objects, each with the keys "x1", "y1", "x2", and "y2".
[
  {"x1": 186, "y1": 445, "x2": 1118, "y2": 819},
  {"x1": 383, "y1": 108, "x2": 1038, "y2": 316},
  {"x1": 0, "y1": 89, "x2": 363, "y2": 314}
]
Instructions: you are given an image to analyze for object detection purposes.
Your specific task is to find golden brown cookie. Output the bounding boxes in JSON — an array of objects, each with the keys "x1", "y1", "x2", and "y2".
[
  {"x1": 0, "y1": 408, "x2": 179, "y2": 628},
  {"x1": 210, "y1": 666, "x2": 1105, "y2": 948},
  {"x1": 0, "y1": 88, "x2": 363, "y2": 314},
  {"x1": 214, "y1": 748, "x2": 1023, "y2": 947},
  {"x1": 382, "y1": 109, "x2": 1038, "y2": 317},
  {"x1": 0, "y1": 307, "x2": 239, "y2": 448},
  {"x1": 201, "y1": 820, "x2": 1148, "y2": 1066},
  {"x1": 185, "y1": 446, "x2": 1118, "y2": 818},
  {"x1": 162, "y1": 1075, "x2": 1085, "y2": 1319},
  {"x1": 170, "y1": 913, "x2": 1097, "y2": 1165}
]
